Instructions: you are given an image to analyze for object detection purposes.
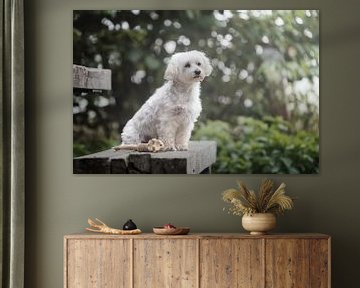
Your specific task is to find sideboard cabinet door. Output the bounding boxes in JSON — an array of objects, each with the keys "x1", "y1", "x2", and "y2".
[
  {"x1": 66, "y1": 239, "x2": 131, "y2": 288},
  {"x1": 200, "y1": 239, "x2": 264, "y2": 288},
  {"x1": 265, "y1": 239, "x2": 330, "y2": 288},
  {"x1": 310, "y1": 239, "x2": 330, "y2": 288},
  {"x1": 133, "y1": 239, "x2": 198, "y2": 288}
]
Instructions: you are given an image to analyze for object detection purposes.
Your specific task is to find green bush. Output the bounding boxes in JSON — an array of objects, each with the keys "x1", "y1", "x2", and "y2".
[{"x1": 193, "y1": 116, "x2": 319, "y2": 174}]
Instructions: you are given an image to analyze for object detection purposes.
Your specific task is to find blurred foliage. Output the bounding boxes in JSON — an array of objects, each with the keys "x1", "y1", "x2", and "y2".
[
  {"x1": 73, "y1": 10, "x2": 319, "y2": 173},
  {"x1": 73, "y1": 137, "x2": 118, "y2": 157},
  {"x1": 193, "y1": 117, "x2": 319, "y2": 174}
]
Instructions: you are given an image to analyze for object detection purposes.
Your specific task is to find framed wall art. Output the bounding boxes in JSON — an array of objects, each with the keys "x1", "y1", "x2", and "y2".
[{"x1": 73, "y1": 10, "x2": 319, "y2": 175}]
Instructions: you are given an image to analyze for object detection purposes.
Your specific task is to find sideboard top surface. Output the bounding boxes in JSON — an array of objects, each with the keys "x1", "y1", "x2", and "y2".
[{"x1": 64, "y1": 232, "x2": 330, "y2": 240}]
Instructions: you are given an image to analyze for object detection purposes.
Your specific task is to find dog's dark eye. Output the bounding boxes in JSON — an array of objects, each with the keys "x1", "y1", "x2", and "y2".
[
  {"x1": 197, "y1": 62, "x2": 201, "y2": 66},
  {"x1": 184, "y1": 63, "x2": 190, "y2": 68}
]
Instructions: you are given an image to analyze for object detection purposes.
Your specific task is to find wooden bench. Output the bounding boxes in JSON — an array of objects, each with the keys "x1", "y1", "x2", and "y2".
[
  {"x1": 73, "y1": 141, "x2": 217, "y2": 174},
  {"x1": 73, "y1": 64, "x2": 111, "y2": 91}
]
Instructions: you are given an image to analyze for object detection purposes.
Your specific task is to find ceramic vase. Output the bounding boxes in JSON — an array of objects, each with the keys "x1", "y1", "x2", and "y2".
[{"x1": 242, "y1": 213, "x2": 276, "y2": 235}]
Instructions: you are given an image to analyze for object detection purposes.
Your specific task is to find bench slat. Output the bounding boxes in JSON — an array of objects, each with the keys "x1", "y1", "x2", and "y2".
[
  {"x1": 73, "y1": 64, "x2": 111, "y2": 90},
  {"x1": 73, "y1": 141, "x2": 217, "y2": 174}
]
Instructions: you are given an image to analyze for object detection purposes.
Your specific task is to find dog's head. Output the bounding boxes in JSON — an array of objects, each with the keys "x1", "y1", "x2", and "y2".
[{"x1": 164, "y1": 50, "x2": 213, "y2": 83}]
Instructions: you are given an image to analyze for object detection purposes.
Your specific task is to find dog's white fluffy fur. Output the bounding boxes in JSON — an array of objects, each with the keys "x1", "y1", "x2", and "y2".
[{"x1": 121, "y1": 50, "x2": 212, "y2": 151}]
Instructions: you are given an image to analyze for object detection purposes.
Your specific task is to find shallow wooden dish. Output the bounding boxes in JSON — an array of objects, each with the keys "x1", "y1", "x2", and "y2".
[{"x1": 153, "y1": 227, "x2": 190, "y2": 235}]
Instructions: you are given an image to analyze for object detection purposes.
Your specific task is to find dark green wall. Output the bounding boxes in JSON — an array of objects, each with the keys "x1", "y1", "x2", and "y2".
[{"x1": 25, "y1": 0, "x2": 360, "y2": 287}]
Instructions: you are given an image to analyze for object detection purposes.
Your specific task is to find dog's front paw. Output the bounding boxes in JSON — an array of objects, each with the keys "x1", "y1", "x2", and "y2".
[
  {"x1": 175, "y1": 144, "x2": 189, "y2": 151},
  {"x1": 163, "y1": 145, "x2": 177, "y2": 151},
  {"x1": 159, "y1": 138, "x2": 176, "y2": 151}
]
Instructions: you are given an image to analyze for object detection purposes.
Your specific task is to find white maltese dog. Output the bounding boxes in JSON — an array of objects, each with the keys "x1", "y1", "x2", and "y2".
[{"x1": 120, "y1": 50, "x2": 212, "y2": 151}]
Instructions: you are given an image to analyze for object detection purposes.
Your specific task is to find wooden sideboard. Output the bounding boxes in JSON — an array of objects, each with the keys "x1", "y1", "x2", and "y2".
[{"x1": 64, "y1": 233, "x2": 330, "y2": 288}]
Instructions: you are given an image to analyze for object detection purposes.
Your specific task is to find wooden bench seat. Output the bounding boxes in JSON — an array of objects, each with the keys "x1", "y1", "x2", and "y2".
[{"x1": 73, "y1": 141, "x2": 217, "y2": 174}]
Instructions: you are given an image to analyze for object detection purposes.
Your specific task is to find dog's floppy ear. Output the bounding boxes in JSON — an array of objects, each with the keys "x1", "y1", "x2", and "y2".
[
  {"x1": 164, "y1": 56, "x2": 178, "y2": 81},
  {"x1": 200, "y1": 52, "x2": 213, "y2": 77}
]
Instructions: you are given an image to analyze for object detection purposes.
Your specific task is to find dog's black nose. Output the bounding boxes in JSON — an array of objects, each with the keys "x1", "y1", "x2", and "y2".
[{"x1": 194, "y1": 70, "x2": 201, "y2": 75}]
